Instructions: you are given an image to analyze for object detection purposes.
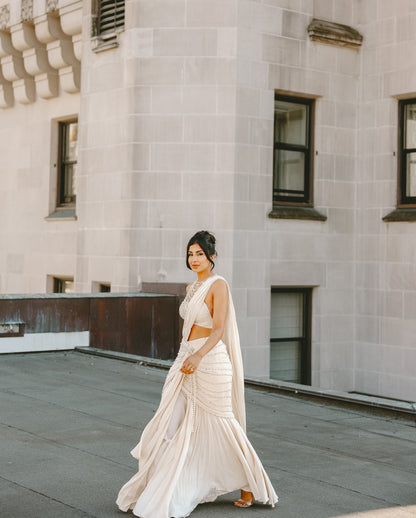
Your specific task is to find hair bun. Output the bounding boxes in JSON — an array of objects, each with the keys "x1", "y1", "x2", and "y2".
[
  {"x1": 186, "y1": 230, "x2": 217, "y2": 271},
  {"x1": 202, "y1": 230, "x2": 215, "y2": 245}
]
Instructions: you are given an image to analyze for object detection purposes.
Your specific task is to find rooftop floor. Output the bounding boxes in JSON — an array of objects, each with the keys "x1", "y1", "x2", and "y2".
[{"x1": 1, "y1": 351, "x2": 415, "y2": 518}]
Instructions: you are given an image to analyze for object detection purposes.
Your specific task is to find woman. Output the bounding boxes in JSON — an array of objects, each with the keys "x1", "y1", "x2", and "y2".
[{"x1": 116, "y1": 231, "x2": 278, "y2": 517}]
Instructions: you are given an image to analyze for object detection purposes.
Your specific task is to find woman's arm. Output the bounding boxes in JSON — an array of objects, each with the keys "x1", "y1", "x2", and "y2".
[{"x1": 181, "y1": 279, "x2": 228, "y2": 374}]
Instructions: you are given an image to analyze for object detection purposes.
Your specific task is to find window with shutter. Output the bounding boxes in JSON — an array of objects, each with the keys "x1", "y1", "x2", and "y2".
[
  {"x1": 270, "y1": 288, "x2": 312, "y2": 385},
  {"x1": 98, "y1": 0, "x2": 125, "y2": 37}
]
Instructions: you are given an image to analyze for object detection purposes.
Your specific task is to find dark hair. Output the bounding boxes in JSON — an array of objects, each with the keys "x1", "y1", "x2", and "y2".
[{"x1": 186, "y1": 230, "x2": 216, "y2": 270}]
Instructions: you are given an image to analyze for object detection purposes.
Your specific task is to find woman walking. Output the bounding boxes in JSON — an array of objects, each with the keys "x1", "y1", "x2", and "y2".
[{"x1": 116, "y1": 230, "x2": 278, "y2": 517}]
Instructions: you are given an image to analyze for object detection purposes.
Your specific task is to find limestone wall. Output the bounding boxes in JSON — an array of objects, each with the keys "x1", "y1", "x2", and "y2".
[
  {"x1": 354, "y1": 1, "x2": 416, "y2": 400},
  {"x1": 0, "y1": 0, "x2": 81, "y2": 293},
  {"x1": 1, "y1": 0, "x2": 416, "y2": 401}
]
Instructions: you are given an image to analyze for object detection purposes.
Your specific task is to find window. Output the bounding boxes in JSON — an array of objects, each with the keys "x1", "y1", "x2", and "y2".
[
  {"x1": 399, "y1": 99, "x2": 416, "y2": 206},
  {"x1": 0, "y1": 322, "x2": 24, "y2": 337},
  {"x1": 98, "y1": 0, "x2": 125, "y2": 37},
  {"x1": 273, "y1": 95, "x2": 313, "y2": 205},
  {"x1": 58, "y1": 120, "x2": 78, "y2": 207},
  {"x1": 270, "y1": 288, "x2": 312, "y2": 384},
  {"x1": 382, "y1": 98, "x2": 416, "y2": 221},
  {"x1": 53, "y1": 277, "x2": 74, "y2": 293},
  {"x1": 92, "y1": 281, "x2": 111, "y2": 293}
]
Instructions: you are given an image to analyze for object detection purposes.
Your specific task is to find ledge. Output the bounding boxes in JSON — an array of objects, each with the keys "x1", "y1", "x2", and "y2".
[
  {"x1": 382, "y1": 208, "x2": 416, "y2": 222},
  {"x1": 0, "y1": 292, "x2": 176, "y2": 300},
  {"x1": 45, "y1": 208, "x2": 77, "y2": 221},
  {"x1": 75, "y1": 348, "x2": 416, "y2": 421},
  {"x1": 308, "y1": 18, "x2": 363, "y2": 49},
  {"x1": 91, "y1": 34, "x2": 120, "y2": 53},
  {"x1": 245, "y1": 376, "x2": 416, "y2": 421},
  {"x1": 268, "y1": 206, "x2": 327, "y2": 221},
  {"x1": 76, "y1": 347, "x2": 174, "y2": 369}
]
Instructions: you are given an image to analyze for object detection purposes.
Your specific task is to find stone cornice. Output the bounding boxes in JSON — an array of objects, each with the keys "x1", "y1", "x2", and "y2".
[{"x1": 307, "y1": 18, "x2": 363, "y2": 49}]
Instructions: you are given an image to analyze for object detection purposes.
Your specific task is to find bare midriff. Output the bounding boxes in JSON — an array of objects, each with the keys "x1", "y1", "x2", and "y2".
[{"x1": 188, "y1": 324, "x2": 211, "y2": 341}]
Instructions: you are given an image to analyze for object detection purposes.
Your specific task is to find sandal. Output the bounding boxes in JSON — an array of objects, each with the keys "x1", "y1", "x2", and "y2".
[{"x1": 233, "y1": 497, "x2": 254, "y2": 508}]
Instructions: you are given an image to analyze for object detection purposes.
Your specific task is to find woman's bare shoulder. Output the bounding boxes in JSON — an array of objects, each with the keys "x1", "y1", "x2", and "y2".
[{"x1": 209, "y1": 278, "x2": 228, "y2": 296}]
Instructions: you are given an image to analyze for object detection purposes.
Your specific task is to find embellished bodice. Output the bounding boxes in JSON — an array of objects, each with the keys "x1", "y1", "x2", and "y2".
[{"x1": 179, "y1": 280, "x2": 213, "y2": 329}]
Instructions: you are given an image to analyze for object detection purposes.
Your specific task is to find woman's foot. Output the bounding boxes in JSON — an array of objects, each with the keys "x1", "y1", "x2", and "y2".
[{"x1": 233, "y1": 490, "x2": 254, "y2": 508}]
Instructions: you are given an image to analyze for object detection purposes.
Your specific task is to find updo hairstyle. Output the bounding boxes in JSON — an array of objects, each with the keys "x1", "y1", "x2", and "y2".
[{"x1": 186, "y1": 230, "x2": 217, "y2": 270}]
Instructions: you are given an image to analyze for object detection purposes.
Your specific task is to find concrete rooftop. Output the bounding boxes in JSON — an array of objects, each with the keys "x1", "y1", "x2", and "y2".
[{"x1": 1, "y1": 351, "x2": 415, "y2": 518}]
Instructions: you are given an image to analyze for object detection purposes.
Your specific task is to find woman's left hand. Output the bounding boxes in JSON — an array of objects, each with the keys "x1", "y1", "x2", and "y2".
[{"x1": 181, "y1": 352, "x2": 202, "y2": 375}]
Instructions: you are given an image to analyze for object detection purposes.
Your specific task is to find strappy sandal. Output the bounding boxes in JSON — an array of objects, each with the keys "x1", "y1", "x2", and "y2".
[{"x1": 233, "y1": 497, "x2": 254, "y2": 508}]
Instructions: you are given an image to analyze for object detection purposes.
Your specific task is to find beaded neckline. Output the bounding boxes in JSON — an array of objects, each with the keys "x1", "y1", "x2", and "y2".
[{"x1": 184, "y1": 276, "x2": 215, "y2": 305}]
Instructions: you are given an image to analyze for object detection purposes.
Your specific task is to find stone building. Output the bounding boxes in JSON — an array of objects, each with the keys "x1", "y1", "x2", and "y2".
[{"x1": 1, "y1": 0, "x2": 415, "y2": 401}]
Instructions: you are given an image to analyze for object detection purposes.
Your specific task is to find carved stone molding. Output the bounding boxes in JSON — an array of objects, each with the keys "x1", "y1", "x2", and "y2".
[
  {"x1": 0, "y1": 0, "x2": 83, "y2": 106},
  {"x1": 59, "y1": 1, "x2": 83, "y2": 63},
  {"x1": 0, "y1": 68, "x2": 13, "y2": 108},
  {"x1": 59, "y1": 63, "x2": 80, "y2": 93},
  {"x1": 13, "y1": 76, "x2": 36, "y2": 103},
  {"x1": 35, "y1": 71, "x2": 59, "y2": 99},
  {"x1": 46, "y1": 0, "x2": 59, "y2": 12},
  {"x1": 307, "y1": 18, "x2": 363, "y2": 49},
  {"x1": 59, "y1": 1, "x2": 83, "y2": 36},
  {"x1": 0, "y1": 5, "x2": 10, "y2": 30},
  {"x1": 21, "y1": 0, "x2": 34, "y2": 22},
  {"x1": 10, "y1": 23, "x2": 57, "y2": 101},
  {"x1": 1, "y1": 54, "x2": 28, "y2": 82}
]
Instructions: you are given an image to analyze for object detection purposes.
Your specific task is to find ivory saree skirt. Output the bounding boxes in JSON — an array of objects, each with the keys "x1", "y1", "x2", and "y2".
[{"x1": 116, "y1": 337, "x2": 278, "y2": 518}]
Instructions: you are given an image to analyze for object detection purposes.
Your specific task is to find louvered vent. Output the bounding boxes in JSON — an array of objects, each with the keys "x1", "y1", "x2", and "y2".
[{"x1": 98, "y1": 0, "x2": 125, "y2": 36}]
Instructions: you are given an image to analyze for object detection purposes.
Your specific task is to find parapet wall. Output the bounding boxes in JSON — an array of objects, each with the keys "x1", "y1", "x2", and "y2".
[{"x1": 0, "y1": 292, "x2": 179, "y2": 359}]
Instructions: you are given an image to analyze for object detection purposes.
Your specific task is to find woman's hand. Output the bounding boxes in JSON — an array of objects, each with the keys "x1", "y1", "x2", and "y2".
[{"x1": 180, "y1": 352, "x2": 202, "y2": 375}]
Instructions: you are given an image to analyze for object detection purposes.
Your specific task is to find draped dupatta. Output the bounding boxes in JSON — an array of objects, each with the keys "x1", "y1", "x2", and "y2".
[
  {"x1": 182, "y1": 274, "x2": 246, "y2": 431},
  {"x1": 116, "y1": 273, "x2": 278, "y2": 517}
]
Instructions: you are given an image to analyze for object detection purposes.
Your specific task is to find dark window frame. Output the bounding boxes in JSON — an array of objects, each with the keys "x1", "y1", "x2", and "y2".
[
  {"x1": 270, "y1": 287, "x2": 312, "y2": 385},
  {"x1": 273, "y1": 94, "x2": 314, "y2": 206},
  {"x1": 53, "y1": 277, "x2": 74, "y2": 294},
  {"x1": 57, "y1": 119, "x2": 77, "y2": 208},
  {"x1": 0, "y1": 322, "x2": 25, "y2": 338},
  {"x1": 398, "y1": 98, "x2": 416, "y2": 207}
]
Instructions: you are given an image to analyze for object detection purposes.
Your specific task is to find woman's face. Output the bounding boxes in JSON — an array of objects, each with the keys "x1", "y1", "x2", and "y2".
[{"x1": 187, "y1": 243, "x2": 212, "y2": 273}]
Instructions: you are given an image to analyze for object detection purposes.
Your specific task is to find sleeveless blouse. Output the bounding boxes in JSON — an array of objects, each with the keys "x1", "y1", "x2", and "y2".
[{"x1": 179, "y1": 299, "x2": 213, "y2": 329}]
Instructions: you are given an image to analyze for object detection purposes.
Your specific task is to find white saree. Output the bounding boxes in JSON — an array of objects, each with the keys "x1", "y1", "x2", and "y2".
[{"x1": 116, "y1": 275, "x2": 278, "y2": 518}]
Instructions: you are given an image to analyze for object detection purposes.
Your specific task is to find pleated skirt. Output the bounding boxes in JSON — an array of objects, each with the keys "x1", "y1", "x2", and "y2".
[{"x1": 116, "y1": 338, "x2": 278, "y2": 518}]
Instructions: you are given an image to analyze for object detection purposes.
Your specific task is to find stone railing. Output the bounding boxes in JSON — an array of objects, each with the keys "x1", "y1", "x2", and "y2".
[{"x1": 0, "y1": 0, "x2": 82, "y2": 108}]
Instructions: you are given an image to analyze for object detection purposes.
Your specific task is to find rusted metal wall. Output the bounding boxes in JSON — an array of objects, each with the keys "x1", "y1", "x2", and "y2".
[
  {"x1": 89, "y1": 295, "x2": 178, "y2": 359},
  {"x1": 0, "y1": 293, "x2": 178, "y2": 360},
  {"x1": 142, "y1": 282, "x2": 186, "y2": 346},
  {"x1": 0, "y1": 297, "x2": 90, "y2": 333}
]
